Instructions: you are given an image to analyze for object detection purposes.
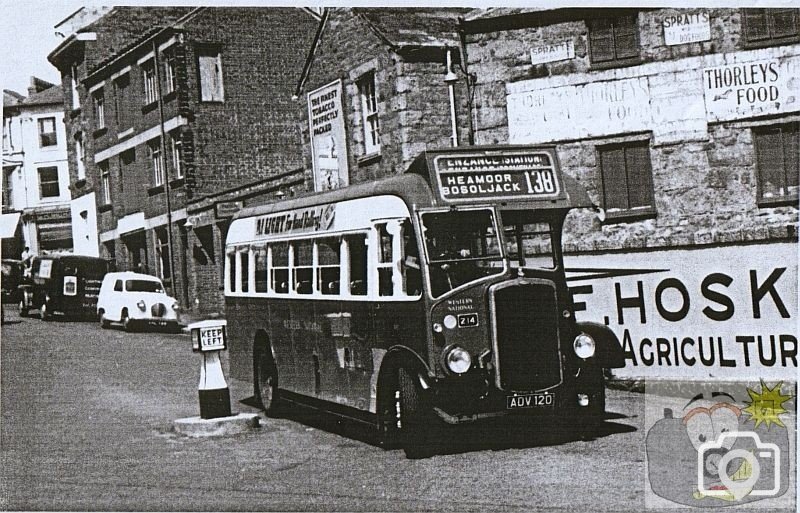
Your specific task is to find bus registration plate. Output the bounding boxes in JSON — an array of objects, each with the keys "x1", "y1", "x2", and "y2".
[{"x1": 507, "y1": 393, "x2": 554, "y2": 409}]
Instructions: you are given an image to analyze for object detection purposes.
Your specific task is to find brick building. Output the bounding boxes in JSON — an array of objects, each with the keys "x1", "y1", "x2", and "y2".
[
  {"x1": 294, "y1": 8, "x2": 471, "y2": 192},
  {"x1": 460, "y1": 8, "x2": 798, "y2": 379},
  {"x1": 2, "y1": 78, "x2": 73, "y2": 258},
  {"x1": 48, "y1": 7, "x2": 320, "y2": 312}
]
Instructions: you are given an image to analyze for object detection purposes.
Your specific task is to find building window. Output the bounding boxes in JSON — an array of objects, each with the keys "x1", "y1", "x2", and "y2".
[
  {"x1": 170, "y1": 134, "x2": 183, "y2": 179},
  {"x1": 743, "y1": 9, "x2": 799, "y2": 47},
  {"x1": 154, "y1": 227, "x2": 171, "y2": 281},
  {"x1": 753, "y1": 122, "x2": 799, "y2": 205},
  {"x1": 162, "y1": 48, "x2": 177, "y2": 94},
  {"x1": 99, "y1": 161, "x2": 111, "y2": 205},
  {"x1": 142, "y1": 60, "x2": 157, "y2": 105},
  {"x1": 38, "y1": 117, "x2": 57, "y2": 147},
  {"x1": 587, "y1": 12, "x2": 640, "y2": 67},
  {"x1": 149, "y1": 139, "x2": 165, "y2": 187},
  {"x1": 198, "y1": 47, "x2": 224, "y2": 102},
  {"x1": 598, "y1": 140, "x2": 655, "y2": 217},
  {"x1": 114, "y1": 73, "x2": 131, "y2": 130},
  {"x1": 38, "y1": 167, "x2": 60, "y2": 198},
  {"x1": 75, "y1": 132, "x2": 85, "y2": 181},
  {"x1": 70, "y1": 63, "x2": 80, "y2": 110},
  {"x1": 358, "y1": 72, "x2": 380, "y2": 154},
  {"x1": 93, "y1": 89, "x2": 105, "y2": 129}
]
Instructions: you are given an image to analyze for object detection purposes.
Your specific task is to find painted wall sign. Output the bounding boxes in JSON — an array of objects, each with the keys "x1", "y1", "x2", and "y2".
[
  {"x1": 662, "y1": 11, "x2": 711, "y2": 46},
  {"x1": 567, "y1": 243, "x2": 797, "y2": 380},
  {"x1": 507, "y1": 76, "x2": 652, "y2": 143},
  {"x1": 703, "y1": 55, "x2": 800, "y2": 122},
  {"x1": 215, "y1": 201, "x2": 243, "y2": 219},
  {"x1": 433, "y1": 150, "x2": 562, "y2": 202},
  {"x1": 255, "y1": 204, "x2": 335, "y2": 237},
  {"x1": 530, "y1": 39, "x2": 575, "y2": 65},
  {"x1": 308, "y1": 80, "x2": 349, "y2": 192}
]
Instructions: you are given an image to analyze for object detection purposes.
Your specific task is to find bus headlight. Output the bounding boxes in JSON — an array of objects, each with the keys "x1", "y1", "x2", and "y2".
[
  {"x1": 444, "y1": 346, "x2": 472, "y2": 374},
  {"x1": 573, "y1": 333, "x2": 596, "y2": 359}
]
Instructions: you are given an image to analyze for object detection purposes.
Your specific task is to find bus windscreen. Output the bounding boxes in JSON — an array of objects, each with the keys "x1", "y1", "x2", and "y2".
[{"x1": 421, "y1": 208, "x2": 504, "y2": 297}]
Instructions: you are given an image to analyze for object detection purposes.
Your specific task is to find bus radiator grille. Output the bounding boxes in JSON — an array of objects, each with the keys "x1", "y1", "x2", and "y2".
[{"x1": 493, "y1": 283, "x2": 561, "y2": 391}]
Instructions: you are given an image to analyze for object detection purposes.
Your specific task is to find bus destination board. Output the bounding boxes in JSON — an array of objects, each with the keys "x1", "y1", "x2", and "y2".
[{"x1": 433, "y1": 150, "x2": 563, "y2": 203}]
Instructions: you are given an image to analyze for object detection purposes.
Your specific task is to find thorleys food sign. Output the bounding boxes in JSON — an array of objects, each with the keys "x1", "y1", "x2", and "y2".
[{"x1": 432, "y1": 149, "x2": 564, "y2": 203}]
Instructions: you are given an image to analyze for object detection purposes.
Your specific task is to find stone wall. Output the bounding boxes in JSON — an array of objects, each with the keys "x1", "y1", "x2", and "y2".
[{"x1": 464, "y1": 8, "x2": 799, "y2": 254}]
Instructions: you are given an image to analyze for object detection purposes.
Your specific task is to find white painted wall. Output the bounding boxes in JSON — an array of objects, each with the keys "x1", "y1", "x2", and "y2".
[{"x1": 70, "y1": 192, "x2": 99, "y2": 257}]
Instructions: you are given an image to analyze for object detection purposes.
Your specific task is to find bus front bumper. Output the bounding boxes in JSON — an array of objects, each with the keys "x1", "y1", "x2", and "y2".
[{"x1": 422, "y1": 372, "x2": 604, "y2": 425}]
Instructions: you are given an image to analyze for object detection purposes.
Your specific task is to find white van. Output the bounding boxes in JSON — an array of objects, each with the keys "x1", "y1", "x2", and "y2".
[{"x1": 97, "y1": 272, "x2": 181, "y2": 332}]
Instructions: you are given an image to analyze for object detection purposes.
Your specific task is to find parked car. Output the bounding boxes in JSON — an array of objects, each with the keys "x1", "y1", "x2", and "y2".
[
  {"x1": 97, "y1": 272, "x2": 181, "y2": 332},
  {"x1": 1, "y1": 259, "x2": 23, "y2": 303},
  {"x1": 18, "y1": 255, "x2": 109, "y2": 320}
]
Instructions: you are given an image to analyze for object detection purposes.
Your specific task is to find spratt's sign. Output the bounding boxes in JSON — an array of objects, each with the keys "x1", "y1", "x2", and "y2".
[{"x1": 433, "y1": 151, "x2": 562, "y2": 202}]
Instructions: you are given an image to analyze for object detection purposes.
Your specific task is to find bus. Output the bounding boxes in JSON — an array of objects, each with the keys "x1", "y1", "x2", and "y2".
[
  {"x1": 19, "y1": 254, "x2": 110, "y2": 320},
  {"x1": 225, "y1": 145, "x2": 625, "y2": 456}
]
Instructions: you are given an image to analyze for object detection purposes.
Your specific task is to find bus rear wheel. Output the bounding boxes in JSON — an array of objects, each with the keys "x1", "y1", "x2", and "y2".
[{"x1": 256, "y1": 350, "x2": 279, "y2": 416}]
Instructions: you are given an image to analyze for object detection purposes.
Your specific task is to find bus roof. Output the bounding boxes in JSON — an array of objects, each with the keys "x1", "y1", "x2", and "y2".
[{"x1": 233, "y1": 145, "x2": 594, "y2": 223}]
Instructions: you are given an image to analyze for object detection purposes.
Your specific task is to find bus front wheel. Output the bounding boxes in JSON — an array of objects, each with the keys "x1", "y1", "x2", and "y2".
[
  {"x1": 395, "y1": 367, "x2": 435, "y2": 458},
  {"x1": 256, "y1": 351, "x2": 279, "y2": 416}
]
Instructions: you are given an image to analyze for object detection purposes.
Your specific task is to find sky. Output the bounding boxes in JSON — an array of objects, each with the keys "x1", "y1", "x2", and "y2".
[{"x1": 1, "y1": 0, "x2": 85, "y2": 94}]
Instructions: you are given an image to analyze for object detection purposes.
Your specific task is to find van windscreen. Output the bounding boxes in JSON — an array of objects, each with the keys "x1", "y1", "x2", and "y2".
[{"x1": 125, "y1": 280, "x2": 164, "y2": 293}]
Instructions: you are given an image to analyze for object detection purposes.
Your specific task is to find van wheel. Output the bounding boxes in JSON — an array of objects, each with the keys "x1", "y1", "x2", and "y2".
[
  {"x1": 18, "y1": 298, "x2": 28, "y2": 317},
  {"x1": 397, "y1": 367, "x2": 435, "y2": 459},
  {"x1": 255, "y1": 349, "x2": 279, "y2": 415},
  {"x1": 99, "y1": 313, "x2": 110, "y2": 329},
  {"x1": 121, "y1": 310, "x2": 133, "y2": 332},
  {"x1": 40, "y1": 301, "x2": 51, "y2": 321}
]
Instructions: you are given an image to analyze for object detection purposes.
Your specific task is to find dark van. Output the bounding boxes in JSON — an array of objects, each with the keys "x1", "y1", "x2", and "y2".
[{"x1": 19, "y1": 255, "x2": 110, "y2": 320}]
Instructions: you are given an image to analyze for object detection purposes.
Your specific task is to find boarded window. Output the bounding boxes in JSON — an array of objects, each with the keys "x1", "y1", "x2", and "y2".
[
  {"x1": 743, "y1": 9, "x2": 799, "y2": 45},
  {"x1": 598, "y1": 141, "x2": 654, "y2": 213},
  {"x1": 198, "y1": 48, "x2": 224, "y2": 102},
  {"x1": 753, "y1": 122, "x2": 799, "y2": 204},
  {"x1": 588, "y1": 13, "x2": 640, "y2": 65},
  {"x1": 114, "y1": 73, "x2": 131, "y2": 130}
]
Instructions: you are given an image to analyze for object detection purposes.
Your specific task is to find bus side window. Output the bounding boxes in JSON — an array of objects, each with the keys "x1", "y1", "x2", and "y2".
[
  {"x1": 255, "y1": 247, "x2": 268, "y2": 293},
  {"x1": 376, "y1": 223, "x2": 393, "y2": 296},
  {"x1": 114, "y1": 280, "x2": 123, "y2": 292},
  {"x1": 317, "y1": 238, "x2": 340, "y2": 295},
  {"x1": 293, "y1": 240, "x2": 313, "y2": 295},
  {"x1": 401, "y1": 220, "x2": 422, "y2": 296},
  {"x1": 271, "y1": 242, "x2": 289, "y2": 294},
  {"x1": 346, "y1": 234, "x2": 368, "y2": 296},
  {"x1": 226, "y1": 251, "x2": 236, "y2": 293},
  {"x1": 239, "y1": 248, "x2": 249, "y2": 293}
]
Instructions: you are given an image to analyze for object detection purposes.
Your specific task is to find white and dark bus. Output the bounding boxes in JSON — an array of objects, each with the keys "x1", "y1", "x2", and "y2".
[{"x1": 225, "y1": 145, "x2": 624, "y2": 456}]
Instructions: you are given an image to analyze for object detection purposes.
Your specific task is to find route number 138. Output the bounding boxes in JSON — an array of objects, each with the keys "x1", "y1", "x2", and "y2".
[{"x1": 524, "y1": 170, "x2": 556, "y2": 194}]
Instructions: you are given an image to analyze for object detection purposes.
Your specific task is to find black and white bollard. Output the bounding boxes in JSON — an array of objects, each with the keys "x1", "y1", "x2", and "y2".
[
  {"x1": 190, "y1": 320, "x2": 231, "y2": 419},
  {"x1": 173, "y1": 320, "x2": 258, "y2": 438}
]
